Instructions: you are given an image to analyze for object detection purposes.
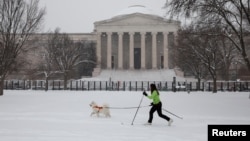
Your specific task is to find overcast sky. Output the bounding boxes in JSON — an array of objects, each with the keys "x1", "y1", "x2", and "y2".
[{"x1": 39, "y1": 0, "x2": 167, "y2": 33}]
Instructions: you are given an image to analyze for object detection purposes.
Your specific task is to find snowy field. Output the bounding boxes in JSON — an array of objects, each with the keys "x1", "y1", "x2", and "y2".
[{"x1": 0, "y1": 90, "x2": 250, "y2": 141}]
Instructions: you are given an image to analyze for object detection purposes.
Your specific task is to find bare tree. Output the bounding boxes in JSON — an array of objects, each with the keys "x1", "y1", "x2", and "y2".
[
  {"x1": 176, "y1": 27, "x2": 208, "y2": 90},
  {"x1": 177, "y1": 25, "x2": 229, "y2": 93},
  {"x1": 36, "y1": 49, "x2": 57, "y2": 91},
  {"x1": 76, "y1": 41, "x2": 96, "y2": 77},
  {"x1": 165, "y1": 0, "x2": 250, "y2": 71},
  {"x1": 45, "y1": 29, "x2": 96, "y2": 90},
  {"x1": 218, "y1": 33, "x2": 237, "y2": 81},
  {"x1": 0, "y1": 0, "x2": 45, "y2": 95},
  {"x1": 198, "y1": 35, "x2": 224, "y2": 93}
]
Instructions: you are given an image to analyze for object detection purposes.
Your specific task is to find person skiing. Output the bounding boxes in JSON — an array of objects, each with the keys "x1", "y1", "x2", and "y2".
[{"x1": 143, "y1": 83, "x2": 173, "y2": 126}]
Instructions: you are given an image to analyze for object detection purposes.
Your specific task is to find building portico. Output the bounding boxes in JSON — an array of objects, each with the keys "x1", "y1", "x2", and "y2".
[{"x1": 94, "y1": 5, "x2": 180, "y2": 70}]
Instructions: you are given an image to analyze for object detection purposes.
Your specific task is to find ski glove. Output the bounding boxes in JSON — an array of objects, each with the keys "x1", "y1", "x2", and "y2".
[{"x1": 143, "y1": 91, "x2": 148, "y2": 96}]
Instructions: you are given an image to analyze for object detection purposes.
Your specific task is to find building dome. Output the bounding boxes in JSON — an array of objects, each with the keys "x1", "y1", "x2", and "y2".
[{"x1": 113, "y1": 5, "x2": 160, "y2": 17}]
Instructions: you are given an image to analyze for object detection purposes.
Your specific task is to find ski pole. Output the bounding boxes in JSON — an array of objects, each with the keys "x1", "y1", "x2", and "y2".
[
  {"x1": 131, "y1": 94, "x2": 144, "y2": 125},
  {"x1": 162, "y1": 108, "x2": 183, "y2": 119}
]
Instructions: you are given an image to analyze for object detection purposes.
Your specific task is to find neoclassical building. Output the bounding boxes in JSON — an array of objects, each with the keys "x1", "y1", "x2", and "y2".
[
  {"x1": 16, "y1": 5, "x2": 181, "y2": 79},
  {"x1": 93, "y1": 5, "x2": 180, "y2": 71}
]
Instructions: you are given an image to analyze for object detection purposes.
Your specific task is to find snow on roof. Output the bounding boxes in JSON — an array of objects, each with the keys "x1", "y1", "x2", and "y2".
[{"x1": 113, "y1": 5, "x2": 161, "y2": 18}]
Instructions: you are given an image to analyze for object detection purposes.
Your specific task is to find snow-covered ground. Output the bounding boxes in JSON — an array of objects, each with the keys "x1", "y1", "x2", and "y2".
[{"x1": 0, "y1": 90, "x2": 250, "y2": 141}]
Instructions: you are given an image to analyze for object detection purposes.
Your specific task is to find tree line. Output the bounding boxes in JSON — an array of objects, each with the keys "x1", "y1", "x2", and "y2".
[
  {"x1": 0, "y1": 0, "x2": 96, "y2": 95},
  {"x1": 35, "y1": 28, "x2": 96, "y2": 91},
  {"x1": 165, "y1": 0, "x2": 250, "y2": 93}
]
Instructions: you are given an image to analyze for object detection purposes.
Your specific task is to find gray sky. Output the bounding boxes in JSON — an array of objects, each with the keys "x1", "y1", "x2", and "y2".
[{"x1": 39, "y1": 0, "x2": 167, "y2": 33}]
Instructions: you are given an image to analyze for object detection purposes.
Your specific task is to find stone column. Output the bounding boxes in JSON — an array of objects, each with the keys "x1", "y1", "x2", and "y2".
[
  {"x1": 129, "y1": 32, "x2": 134, "y2": 69},
  {"x1": 141, "y1": 32, "x2": 146, "y2": 69},
  {"x1": 118, "y1": 32, "x2": 123, "y2": 69},
  {"x1": 96, "y1": 32, "x2": 101, "y2": 67},
  {"x1": 173, "y1": 32, "x2": 177, "y2": 68},
  {"x1": 163, "y1": 32, "x2": 169, "y2": 69},
  {"x1": 107, "y1": 32, "x2": 112, "y2": 69},
  {"x1": 152, "y1": 32, "x2": 157, "y2": 69}
]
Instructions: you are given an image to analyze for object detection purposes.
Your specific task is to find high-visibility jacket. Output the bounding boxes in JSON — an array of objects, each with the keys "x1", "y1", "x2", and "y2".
[{"x1": 147, "y1": 90, "x2": 160, "y2": 104}]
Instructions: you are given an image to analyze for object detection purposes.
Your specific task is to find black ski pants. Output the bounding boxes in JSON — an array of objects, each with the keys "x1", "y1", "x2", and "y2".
[{"x1": 148, "y1": 102, "x2": 170, "y2": 123}]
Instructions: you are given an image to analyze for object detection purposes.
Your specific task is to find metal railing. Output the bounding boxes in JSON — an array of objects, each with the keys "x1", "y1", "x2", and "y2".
[{"x1": 3, "y1": 79, "x2": 250, "y2": 92}]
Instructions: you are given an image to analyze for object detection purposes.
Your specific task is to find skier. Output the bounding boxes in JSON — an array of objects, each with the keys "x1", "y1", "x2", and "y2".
[{"x1": 143, "y1": 83, "x2": 173, "y2": 126}]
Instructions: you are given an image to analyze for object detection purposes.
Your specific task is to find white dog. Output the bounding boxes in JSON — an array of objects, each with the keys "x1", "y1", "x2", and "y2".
[{"x1": 89, "y1": 101, "x2": 111, "y2": 117}]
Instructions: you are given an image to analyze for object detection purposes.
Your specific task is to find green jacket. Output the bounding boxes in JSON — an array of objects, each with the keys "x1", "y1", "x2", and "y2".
[{"x1": 147, "y1": 90, "x2": 160, "y2": 104}]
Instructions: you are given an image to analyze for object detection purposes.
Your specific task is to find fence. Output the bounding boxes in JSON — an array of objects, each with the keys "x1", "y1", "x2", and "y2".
[{"x1": 3, "y1": 79, "x2": 250, "y2": 92}]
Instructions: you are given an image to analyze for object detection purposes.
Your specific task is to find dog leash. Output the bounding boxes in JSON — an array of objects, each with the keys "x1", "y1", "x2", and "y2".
[{"x1": 107, "y1": 105, "x2": 150, "y2": 109}]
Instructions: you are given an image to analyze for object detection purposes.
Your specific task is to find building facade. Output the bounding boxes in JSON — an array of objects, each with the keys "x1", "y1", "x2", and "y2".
[{"x1": 93, "y1": 5, "x2": 181, "y2": 71}]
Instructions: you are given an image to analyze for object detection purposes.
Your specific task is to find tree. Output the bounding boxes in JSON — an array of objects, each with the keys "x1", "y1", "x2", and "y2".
[
  {"x1": 36, "y1": 48, "x2": 57, "y2": 91},
  {"x1": 176, "y1": 27, "x2": 208, "y2": 90},
  {"x1": 0, "y1": 0, "x2": 45, "y2": 95},
  {"x1": 177, "y1": 25, "x2": 229, "y2": 93},
  {"x1": 45, "y1": 29, "x2": 96, "y2": 90},
  {"x1": 217, "y1": 33, "x2": 237, "y2": 81},
  {"x1": 76, "y1": 41, "x2": 96, "y2": 77},
  {"x1": 165, "y1": 0, "x2": 250, "y2": 71}
]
